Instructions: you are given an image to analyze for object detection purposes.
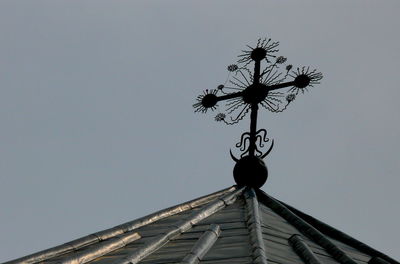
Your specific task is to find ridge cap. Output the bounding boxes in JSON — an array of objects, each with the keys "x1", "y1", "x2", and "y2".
[
  {"x1": 255, "y1": 189, "x2": 399, "y2": 264},
  {"x1": 3, "y1": 186, "x2": 237, "y2": 264}
]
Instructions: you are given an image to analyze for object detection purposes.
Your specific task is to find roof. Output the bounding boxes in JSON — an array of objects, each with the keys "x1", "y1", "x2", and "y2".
[{"x1": 4, "y1": 186, "x2": 398, "y2": 264}]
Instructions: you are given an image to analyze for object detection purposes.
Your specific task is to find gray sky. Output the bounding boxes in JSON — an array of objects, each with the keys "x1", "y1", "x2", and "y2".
[{"x1": 1, "y1": 0, "x2": 399, "y2": 261}]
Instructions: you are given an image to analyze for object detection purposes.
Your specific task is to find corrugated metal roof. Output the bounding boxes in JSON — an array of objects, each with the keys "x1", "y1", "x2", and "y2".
[{"x1": 3, "y1": 186, "x2": 398, "y2": 264}]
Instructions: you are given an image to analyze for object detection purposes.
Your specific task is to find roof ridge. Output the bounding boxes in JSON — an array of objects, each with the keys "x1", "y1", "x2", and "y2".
[
  {"x1": 112, "y1": 187, "x2": 246, "y2": 264},
  {"x1": 6, "y1": 186, "x2": 398, "y2": 264},
  {"x1": 4, "y1": 186, "x2": 236, "y2": 264},
  {"x1": 60, "y1": 232, "x2": 141, "y2": 264},
  {"x1": 180, "y1": 224, "x2": 221, "y2": 264},
  {"x1": 244, "y1": 188, "x2": 268, "y2": 264},
  {"x1": 289, "y1": 234, "x2": 323, "y2": 264},
  {"x1": 275, "y1": 197, "x2": 399, "y2": 264},
  {"x1": 255, "y1": 190, "x2": 358, "y2": 264}
]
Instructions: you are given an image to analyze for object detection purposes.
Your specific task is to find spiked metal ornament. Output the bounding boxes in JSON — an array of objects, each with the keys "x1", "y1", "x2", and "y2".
[{"x1": 193, "y1": 38, "x2": 322, "y2": 188}]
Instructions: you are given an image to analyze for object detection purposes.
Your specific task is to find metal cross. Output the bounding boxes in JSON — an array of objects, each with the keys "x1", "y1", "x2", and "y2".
[{"x1": 193, "y1": 38, "x2": 322, "y2": 188}]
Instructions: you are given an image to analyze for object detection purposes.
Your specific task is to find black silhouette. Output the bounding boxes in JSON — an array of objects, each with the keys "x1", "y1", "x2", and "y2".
[{"x1": 193, "y1": 38, "x2": 322, "y2": 188}]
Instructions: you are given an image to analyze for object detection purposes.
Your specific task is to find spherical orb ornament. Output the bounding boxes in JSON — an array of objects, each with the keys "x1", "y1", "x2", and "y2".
[
  {"x1": 201, "y1": 93, "x2": 218, "y2": 108},
  {"x1": 250, "y1": 47, "x2": 267, "y2": 61},
  {"x1": 233, "y1": 155, "x2": 268, "y2": 188},
  {"x1": 242, "y1": 83, "x2": 268, "y2": 104},
  {"x1": 294, "y1": 74, "x2": 311, "y2": 88}
]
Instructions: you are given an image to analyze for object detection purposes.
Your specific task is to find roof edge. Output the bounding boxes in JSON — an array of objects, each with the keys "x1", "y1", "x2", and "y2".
[
  {"x1": 113, "y1": 187, "x2": 245, "y2": 264},
  {"x1": 256, "y1": 190, "x2": 358, "y2": 264},
  {"x1": 4, "y1": 186, "x2": 237, "y2": 264},
  {"x1": 255, "y1": 189, "x2": 399, "y2": 264},
  {"x1": 278, "y1": 198, "x2": 399, "y2": 264}
]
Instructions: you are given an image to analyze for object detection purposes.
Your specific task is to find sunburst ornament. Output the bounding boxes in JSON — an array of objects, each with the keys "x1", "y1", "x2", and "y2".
[
  {"x1": 237, "y1": 38, "x2": 280, "y2": 65},
  {"x1": 193, "y1": 89, "x2": 218, "y2": 113},
  {"x1": 289, "y1": 66, "x2": 323, "y2": 94},
  {"x1": 192, "y1": 37, "x2": 323, "y2": 188}
]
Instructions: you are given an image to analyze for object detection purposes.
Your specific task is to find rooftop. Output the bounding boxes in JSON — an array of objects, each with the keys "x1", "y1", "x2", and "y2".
[{"x1": 4, "y1": 186, "x2": 398, "y2": 264}]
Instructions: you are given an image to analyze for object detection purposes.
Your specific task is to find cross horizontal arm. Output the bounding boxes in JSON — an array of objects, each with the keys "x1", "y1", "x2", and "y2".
[
  {"x1": 216, "y1": 91, "x2": 243, "y2": 102},
  {"x1": 266, "y1": 81, "x2": 295, "y2": 91}
]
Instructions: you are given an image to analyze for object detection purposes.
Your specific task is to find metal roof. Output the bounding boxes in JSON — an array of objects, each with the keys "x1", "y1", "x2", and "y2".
[{"x1": 4, "y1": 186, "x2": 398, "y2": 264}]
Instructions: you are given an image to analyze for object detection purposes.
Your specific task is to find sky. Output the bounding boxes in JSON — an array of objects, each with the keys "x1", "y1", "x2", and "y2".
[{"x1": 0, "y1": 0, "x2": 399, "y2": 262}]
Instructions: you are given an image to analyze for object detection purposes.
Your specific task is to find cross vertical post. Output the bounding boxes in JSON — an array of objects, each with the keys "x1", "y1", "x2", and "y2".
[{"x1": 248, "y1": 59, "x2": 261, "y2": 157}]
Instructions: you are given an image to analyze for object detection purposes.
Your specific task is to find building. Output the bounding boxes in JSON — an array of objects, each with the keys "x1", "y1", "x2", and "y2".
[{"x1": 4, "y1": 186, "x2": 398, "y2": 264}]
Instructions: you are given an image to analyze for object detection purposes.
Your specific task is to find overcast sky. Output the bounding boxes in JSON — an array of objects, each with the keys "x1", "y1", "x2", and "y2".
[{"x1": 1, "y1": 1, "x2": 399, "y2": 262}]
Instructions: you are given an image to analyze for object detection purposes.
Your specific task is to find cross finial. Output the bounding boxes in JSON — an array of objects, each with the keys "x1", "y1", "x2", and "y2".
[{"x1": 193, "y1": 38, "x2": 322, "y2": 188}]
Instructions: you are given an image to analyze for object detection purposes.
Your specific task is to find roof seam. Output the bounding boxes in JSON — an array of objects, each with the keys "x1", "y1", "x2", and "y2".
[
  {"x1": 289, "y1": 234, "x2": 323, "y2": 264},
  {"x1": 277, "y1": 199, "x2": 399, "y2": 264},
  {"x1": 369, "y1": 257, "x2": 392, "y2": 264},
  {"x1": 111, "y1": 187, "x2": 246, "y2": 264},
  {"x1": 244, "y1": 188, "x2": 268, "y2": 264},
  {"x1": 59, "y1": 232, "x2": 141, "y2": 264},
  {"x1": 3, "y1": 186, "x2": 236, "y2": 264},
  {"x1": 258, "y1": 191, "x2": 358, "y2": 264},
  {"x1": 180, "y1": 224, "x2": 221, "y2": 264}
]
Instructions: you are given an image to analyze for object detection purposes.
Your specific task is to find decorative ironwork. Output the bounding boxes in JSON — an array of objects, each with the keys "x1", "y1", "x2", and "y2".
[
  {"x1": 193, "y1": 37, "x2": 322, "y2": 161},
  {"x1": 235, "y1": 129, "x2": 270, "y2": 158}
]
